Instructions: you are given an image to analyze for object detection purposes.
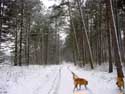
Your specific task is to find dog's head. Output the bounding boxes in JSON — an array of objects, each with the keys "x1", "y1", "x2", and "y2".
[{"x1": 72, "y1": 72, "x2": 79, "y2": 79}]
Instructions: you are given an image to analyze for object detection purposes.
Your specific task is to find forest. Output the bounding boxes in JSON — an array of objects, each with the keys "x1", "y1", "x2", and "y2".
[{"x1": 0, "y1": 0, "x2": 125, "y2": 94}]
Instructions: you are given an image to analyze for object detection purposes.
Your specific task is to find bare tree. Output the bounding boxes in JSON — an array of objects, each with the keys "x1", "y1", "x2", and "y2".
[
  {"x1": 106, "y1": 0, "x2": 124, "y2": 77},
  {"x1": 19, "y1": 0, "x2": 24, "y2": 66},
  {"x1": 68, "y1": 0, "x2": 81, "y2": 65},
  {"x1": 76, "y1": 0, "x2": 94, "y2": 69}
]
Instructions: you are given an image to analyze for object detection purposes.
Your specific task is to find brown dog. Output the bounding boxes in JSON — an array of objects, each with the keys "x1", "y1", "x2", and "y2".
[
  {"x1": 116, "y1": 76, "x2": 124, "y2": 90},
  {"x1": 72, "y1": 72, "x2": 88, "y2": 91}
]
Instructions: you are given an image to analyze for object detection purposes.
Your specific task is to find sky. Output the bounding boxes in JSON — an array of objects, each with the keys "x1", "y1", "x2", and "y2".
[
  {"x1": 41, "y1": 0, "x2": 59, "y2": 8},
  {"x1": 41, "y1": 0, "x2": 87, "y2": 41},
  {"x1": 41, "y1": 0, "x2": 87, "y2": 8},
  {"x1": 41, "y1": 0, "x2": 67, "y2": 41}
]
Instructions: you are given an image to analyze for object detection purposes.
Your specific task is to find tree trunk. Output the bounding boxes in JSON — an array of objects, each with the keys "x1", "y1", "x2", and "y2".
[
  {"x1": 55, "y1": 18, "x2": 58, "y2": 64},
  {"x1": 68, "y1": 1, "x2": 81, "y2": 64},
  {"x1": 0, "y1": 0, "x2": 3, "y2": 63},
  {"x1": 19, "y1": 0, "x2": 24, "y2": 66},
  {"x1": 25, "y1": 16, "x2": 30, "y2": 65},
  {"x1": 98, "y1": 2, "x2": 102, "y2": 65},
  {"x1": 72, "y1": 33, "x2": 77, "y2": 65},
  {"x1": 27, "y1": 17, "x2": 30, "y2": 65},
  {"x1": 106, "y1": 2, "x2": 113, "y2": 73},
  {"x1": 113, "y1": 0, "x2": 125, "y2": 64},
  {"x1": 108, "y1": 26, "x2": 113, "y2": 73},
  {"x1": 76, "y1": 0, "x2": 94, "y2": 69},
  {"x1": 40, "y1": 36, "x2": 43, "y2": 64},
  {"x1": 57, "y1": 33, "x2": 60, "y2": 64},
  {"x1": 14, "y1": 18, "x2": 18, "y2": 66},
  {"x1": 123, "y1": 30, "x2": 125, "y2": 65},
  {"x1": 44, "y1": 28, "x2": 49, "y2": 65},
  {"x1": 106, "y1": 0, "x2": 124, "y2": 77}
]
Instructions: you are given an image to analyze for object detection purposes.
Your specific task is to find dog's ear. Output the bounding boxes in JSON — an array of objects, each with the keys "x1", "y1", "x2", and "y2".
[
  {"x1": 71, "y1": 72, "x2": 76, "y2": 78},
  {"x1": 71, "y1": 72, "x2": 74, "y2": 75}
]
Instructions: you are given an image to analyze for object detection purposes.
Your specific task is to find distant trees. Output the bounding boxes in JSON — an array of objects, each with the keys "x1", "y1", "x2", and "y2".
[
  {"x1": 106, "y1": 0, "x2": 124, "y2": 77},
  {"x1": 0, "y1": 0, "x2": 17, "y2": 64},
  {"x1": 64, "y1": 0, "x2": 97, "y2": 68},
  {"x1": 14, "y1": 0, "x2": 44, "y2": 66},
  {"x1": 63, "y1": 0, "x2": 125, "y2": 71},
  {"x1": 0, "y1": 0, "x2": 125, "y2": 71},
  {"x1": 0, "y1": 0, "x2": 63, "y2": 65}
]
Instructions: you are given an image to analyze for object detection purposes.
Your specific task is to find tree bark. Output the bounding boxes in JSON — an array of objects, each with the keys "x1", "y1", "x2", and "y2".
[
  {"x1": 19, "y1": 0, "x2": 24, "y2": 66},
  {"x1": 106, "y1": 0, "x2": 124, "y2": 77},
  {"x1": 68, "y1": 0, "x2": 81, "y2": 64},
  {"x1": 98, "y1": 2, "x2": 102, "y2": 65},
  {"x1": 76, "y1": 0, "x2": 94, "y2": 69},
  {"x1": 0, "y1": 0, "x2": 3, "y2": 63},
  {"x1": 44, "y1": 27, "x2": 49, "y2": 65},
  {"x1": 106, "y1": 1, "x2": 113, "y2": 73},
  {"x1": 14, "y1": 18, "x2": 18, "y2": 66}
]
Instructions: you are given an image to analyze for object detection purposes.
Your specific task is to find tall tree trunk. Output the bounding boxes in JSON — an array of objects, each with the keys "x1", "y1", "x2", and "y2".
[
  {"x1": 0, "y1": 0, "x2": 3, "y2": 63},
  {"x1": 76, "y1": 0, "x2": 94, "y2": 69},
  {"x1": 19, "y1": 0, "x2": 24, "y2": 66},
  {"x1": 68, "y1": 0, "x2": 81, "y2": 64},
  {"x1": 72, "y1": 32, "x2": 77, "y2": 65},
  {"x1": 35, "y1": 43, "x2": 38, "y2": 64},
  {"x1": 41, "y1": 30, "x2": 44, "y2": 64},
  {"x1": 27, "y1": 17, "x2": 30, "y2": 65},
  {"x1": 40, "y1": 36, "x2": 43, "y2": 64},
  {"x1": 123, "y1": 31, "x2": 125, "y2": 65},
  {"x1": 55, "y1": 18, "x2": 58, "y2": 64},
  {"x1": 81, "y1": 37, "x2": 85, "y2": 66},
  {"x1": 98, "y1": 2, "x2": 102, "y2": 65},
  {"x1": 113, "y1": 0, "x2": 125, "y2": 64},
  {"x1": 106, "y1": 0, "x2": 124, "y2": 77},
  {"x1": 108, "y1": 25, "x2": 113, "y2": 73},
  {"x1": 25, "y1": 16, "x2": 30, "y2": 65},
  {"x1": 57, "y1": 33, "x2": 60, "y2": 64},
  {"x1": 44, "y1": 28, "x2": 49, "y2": 65},
  {"x1": 106, "y1": 2, "x2": 113, "y2": 73},
  {"x1": 14, "y1": 18, "x2": 18, "y2": 66}
]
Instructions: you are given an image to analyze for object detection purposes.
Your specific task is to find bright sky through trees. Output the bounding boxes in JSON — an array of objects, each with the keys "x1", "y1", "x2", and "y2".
[
  {"x1": 42, "y1": 0, "x2": 59, "y2": 8},
  {"x1": 42, "y1": 0, "x2": 87, "y2": 8}
]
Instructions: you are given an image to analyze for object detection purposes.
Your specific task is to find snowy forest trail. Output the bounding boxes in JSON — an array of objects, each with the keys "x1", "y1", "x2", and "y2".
[{"x1": 0, "y1": 64, "x2": 124, "y2": 94}]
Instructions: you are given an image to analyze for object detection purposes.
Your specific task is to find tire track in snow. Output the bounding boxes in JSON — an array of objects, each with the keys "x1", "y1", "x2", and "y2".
[
  {"x1": 33, "y1": 68, "x2": 59, "y2": 94},
  {"x1": 49, "y1": 67, "x2": 62, "y2": 94},
  {"x1": 47, "y1": 67, "x2": 62, "y2": 94},
  {"x1": 0, "y1": 87, "x2": 7, "y2": 94},
  {"x1": 57, "y1": 66, "x2": 75, "y2": 94}
]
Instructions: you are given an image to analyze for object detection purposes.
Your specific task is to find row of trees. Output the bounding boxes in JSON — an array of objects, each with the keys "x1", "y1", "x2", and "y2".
[
  {"x1": 1, "y1": 0, "x2": 125, "y2": 77},
  {"x1": 0, "y1": 0, "x2": 63, "y2": 65},
  {"x1": 51, "y1": 0, "x2": 125, "y2": 77},
  {"x1": 62, "y1": 0, "x2": 124, "y2": 66}
]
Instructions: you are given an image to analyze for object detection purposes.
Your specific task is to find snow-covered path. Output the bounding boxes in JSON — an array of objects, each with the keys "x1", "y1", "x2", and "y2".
[{"x1": 0, "y1": 64, "x2": 124, "y2": 94}]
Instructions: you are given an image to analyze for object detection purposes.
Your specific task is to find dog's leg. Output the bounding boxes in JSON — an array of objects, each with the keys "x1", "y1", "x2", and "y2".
[
  {"x1": 74, "y1": 84, "x2": 77, "y2": 91},
  {"x1": 76, "y1": 84, "x2": 79, "y2": 90},
  {"x1": 85, "y1": 85, "x2": 87, "y2": 89},
  {"x1": 73, "y1": 86, "x2": 75, "y2": 92},
  {"x1": 119, "y1": 86, "x2": 121, "y2": 90},
  {"x1": 79, "y1": 85, "x2": 81, "y2": 90},
  {"x1": 73, "y1": 85, "x2": 76, "y2": 92}
]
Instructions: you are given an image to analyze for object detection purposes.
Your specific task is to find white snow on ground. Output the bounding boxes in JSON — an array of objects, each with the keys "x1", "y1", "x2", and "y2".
[{"x1": 0, "y1": 63, "x2": 124, "y2": 94}]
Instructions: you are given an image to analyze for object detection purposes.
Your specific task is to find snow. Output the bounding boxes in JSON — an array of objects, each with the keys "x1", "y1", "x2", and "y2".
[{"x1": 0, "y1": 63, "x2": 125, "y2": 94}]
